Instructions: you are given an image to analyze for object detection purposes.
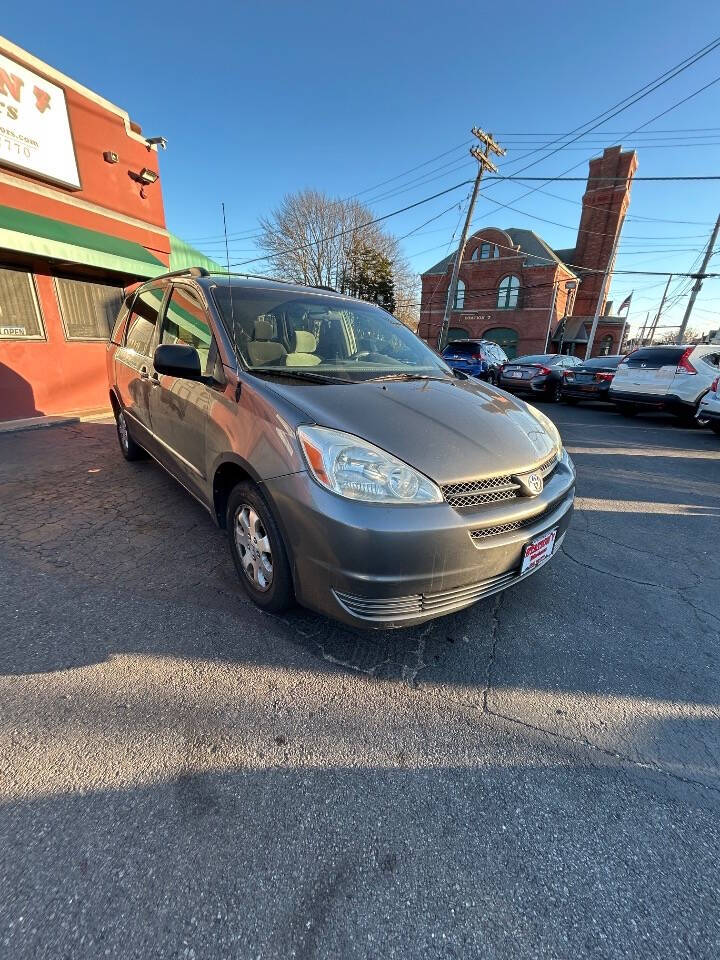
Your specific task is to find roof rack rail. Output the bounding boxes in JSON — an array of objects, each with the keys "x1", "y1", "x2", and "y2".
[
  {"x1": 153, "y1": 267, "x2": 211, "y2": 280},
  {"x1": 207, "y1": 271, "x2": 341, "y2": 293}
]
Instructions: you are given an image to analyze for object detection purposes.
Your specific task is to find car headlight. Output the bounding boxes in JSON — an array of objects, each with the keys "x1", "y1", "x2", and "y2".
[
  {"x1": 525, "y1": 403, "x2": 562, "y2": 452},
  {"x1": 297, "y1": 425, "x2": 443, "y2": 504}
]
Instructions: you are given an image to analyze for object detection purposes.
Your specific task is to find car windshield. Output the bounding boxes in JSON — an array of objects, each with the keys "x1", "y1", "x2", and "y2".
[
  {"x1": 212, "y1": 284, "x2": 452, "y2": 382},
  {"x1": 513, "y1": 354, "x2": 560, "y2": 365}
]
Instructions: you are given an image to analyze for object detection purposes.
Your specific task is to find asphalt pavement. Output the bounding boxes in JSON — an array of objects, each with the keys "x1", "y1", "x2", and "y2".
[{"x1": 1, "y1": 402, "x2": 719, "y2": 959}]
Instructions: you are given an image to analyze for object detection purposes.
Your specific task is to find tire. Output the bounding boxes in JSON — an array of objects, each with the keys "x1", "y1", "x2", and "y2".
[
  {"x1": 711, "y1": 423, "x2": 720, "y2": 435},
  {"x1": 547, "y1": 381, "x2": 563, "y2": 403},
  {"x1": 617, "y1": 403, "x2": 637, "y2": 418},
  {"x1": 115, "y1": 408, "x2": 146, "y2": 461},
  {"x1": 563, "y1": 396, "x2": 579, "y2": 406},
  {"x1": 227, "y1": 482, "x2": 294, "y2": 614}
]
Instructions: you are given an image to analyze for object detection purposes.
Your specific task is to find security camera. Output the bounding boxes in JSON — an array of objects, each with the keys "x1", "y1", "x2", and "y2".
[{"x1": 145, "y1": 136, "x2": 167, "y2": 150}]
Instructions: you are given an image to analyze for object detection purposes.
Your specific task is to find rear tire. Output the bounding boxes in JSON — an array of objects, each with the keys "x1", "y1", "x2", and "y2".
[
  {"x1": 711, "y1": 423, "x2": 720, "y2": 435},
  {"x1": 227, "y1": 482, "x2": 294, "y2": 614},
  {"x1": 115, "y1": 408, "x2": 145, "y2": 461},
  {"x1": 547, "y1": 382, "x2": 563, "y2": 403}
]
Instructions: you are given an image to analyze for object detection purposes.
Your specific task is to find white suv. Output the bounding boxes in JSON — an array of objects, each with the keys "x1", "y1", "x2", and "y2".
[
  {"x1": 698, "y1": 373, "x2": 720, "y2": 435},
  {"x1": 609, "y1": 344, "x2": 720, "y2": 421}
]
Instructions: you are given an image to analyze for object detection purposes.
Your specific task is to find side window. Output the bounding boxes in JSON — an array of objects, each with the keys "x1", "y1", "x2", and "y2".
[
  {"x1": 161, "y1": 285, "x2": 217, "y2": 377},
  {"x1": 702, "y1": 352, "x2": 719, "y2": 368},
  {"x1": 111, "y1": 295, "x2": 134, "y2": 345},
  {"x1": 125, "y1": 285, "x2": 164, "y2": 357}
]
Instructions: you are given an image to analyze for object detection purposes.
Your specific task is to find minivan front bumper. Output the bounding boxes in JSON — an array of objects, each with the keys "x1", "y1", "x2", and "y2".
[{"x1": 263, "y1": 451, "x2": 575, "y2": 628}]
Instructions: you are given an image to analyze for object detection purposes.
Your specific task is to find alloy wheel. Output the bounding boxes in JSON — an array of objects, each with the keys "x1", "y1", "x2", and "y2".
[{"x1": 234, "y1": 505, "x2": 274, "y2": 591}]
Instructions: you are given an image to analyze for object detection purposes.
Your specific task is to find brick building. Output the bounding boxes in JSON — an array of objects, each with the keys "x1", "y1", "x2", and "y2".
[{"x1": 419, "y1": 145, "x2": 638, "y2": 359}]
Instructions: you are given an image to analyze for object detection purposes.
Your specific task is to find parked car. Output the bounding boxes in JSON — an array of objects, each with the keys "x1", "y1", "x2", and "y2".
[
  {"x1": 609, "y1": 344, "x2": 720, "y2": 421},
  {"x1": 107, "y1": 268, "x2": 575, "y2": 629},
  {"x1": 561, "y1": 355, "x2": 624, "y2": 405},
  {"x1": 697, "y1": 373, "x2": 720, "y2": 434},
  {"x1": 498, "y1": 353, "x2": 582, "y2": 402},
  {"x1": 441, "y1": 339, "x2": 508, "y2": 383}
]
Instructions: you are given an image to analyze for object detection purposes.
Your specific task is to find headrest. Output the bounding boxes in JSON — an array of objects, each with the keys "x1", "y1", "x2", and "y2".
[
  {"x1": 293, "y1": 330, "x2": 317, "y2": 353},
  {"x1": 254, "y1": 318, "x2": 275, "y2": 341}
]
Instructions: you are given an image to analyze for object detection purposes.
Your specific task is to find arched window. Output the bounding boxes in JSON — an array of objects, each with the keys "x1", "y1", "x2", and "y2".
[
  {"x1": 600, "y1": 334, "x2": 614, "y2": 356},
  {"x1": 497, "y1": 275, "x2": 521, "y2": 309},
  {"x1": 483, "y1": 327, "x2": 518, "y2": 359},
  {"x1": 447, "y1": 327, "x2": 469, "y2": 341},
  {"x1": 453, "y1": 279, "x2": 466, "y2": 309},
  {"x1": 471, "y1": 242, "x2": 497, "y2": 261}
]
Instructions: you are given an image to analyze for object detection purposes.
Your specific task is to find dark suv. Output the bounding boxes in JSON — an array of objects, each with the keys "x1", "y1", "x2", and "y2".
[
  {"x1": 107, "y1": 268, "x2": 574, "y2": 629},
  {"x1": 441, "y1": 339, "x2": 508, "y2": 383}
]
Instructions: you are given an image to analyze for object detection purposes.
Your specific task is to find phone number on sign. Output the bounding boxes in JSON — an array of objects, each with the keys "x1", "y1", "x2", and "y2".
[{"x1": 2, "y1": 137, "x2": 33, "y2": 160}]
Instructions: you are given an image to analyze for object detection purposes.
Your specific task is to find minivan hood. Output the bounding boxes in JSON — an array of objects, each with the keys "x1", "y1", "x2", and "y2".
[{"x1": 259, "y1": 377, "x2": 557, "y2": 485}]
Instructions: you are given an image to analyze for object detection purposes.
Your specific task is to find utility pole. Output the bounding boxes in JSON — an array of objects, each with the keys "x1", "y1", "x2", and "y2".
[
  {"x1": 676, "y1": 212, "x2": 720, "y2": 344},
  {"x1": 585, "y1": 224, "x2": 623, "y2": 360},
  {"x1": 437, "y1": 128, "x2": 505, "y2": 351},
  {"x1": 637, "y1": 312, "x2": 649, "y2": 346},
  {"x1": 648, "y1": 273, "x2": 673, "y2": 343}
]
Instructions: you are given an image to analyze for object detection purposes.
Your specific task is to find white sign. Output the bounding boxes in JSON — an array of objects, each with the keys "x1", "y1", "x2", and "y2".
[{"x1": 0, "y1": 52, "x2": 80, "y2": 189}]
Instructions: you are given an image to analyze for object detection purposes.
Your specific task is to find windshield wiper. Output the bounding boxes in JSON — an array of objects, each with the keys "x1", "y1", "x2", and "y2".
[
  {"x1": 250, "y1": 367, "x2": 357, "y2": 384},
  {"x1": 365, "y1": 373, "x2": 455, "y2": 384}
]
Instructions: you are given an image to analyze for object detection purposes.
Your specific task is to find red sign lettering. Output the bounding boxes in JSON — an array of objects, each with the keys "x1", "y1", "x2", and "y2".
[
  {"x1": 33, "y1": 85, "x2": 51, "y2": 113},
  {"x1": 0, "y1": 69, "x2": 23, "y2": 102}
]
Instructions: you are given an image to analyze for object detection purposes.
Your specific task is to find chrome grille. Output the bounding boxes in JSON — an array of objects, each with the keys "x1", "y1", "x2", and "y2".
[
  {"x1": 470, "y1": 493, "x2": 570, "y2": 543},
  {"x1": 442, "y1": 449, "x2": 560, "y2": 509}
]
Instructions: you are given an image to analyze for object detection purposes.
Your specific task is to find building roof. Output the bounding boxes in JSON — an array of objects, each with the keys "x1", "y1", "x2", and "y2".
[
  {"x1": 553, "y1": 247, "x2": 576, "y2": 265},
  {"x1": 422, "y1": 228, "x2": 577, "y2": 276}
]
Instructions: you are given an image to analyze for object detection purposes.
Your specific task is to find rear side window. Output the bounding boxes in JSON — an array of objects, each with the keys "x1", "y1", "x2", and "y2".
[
  {"x1": 125, "y1": 285, "x2": 165, "y2": 356},
  {"x1": 625, "y1": 347, "x2": 685, "y2": 368}
]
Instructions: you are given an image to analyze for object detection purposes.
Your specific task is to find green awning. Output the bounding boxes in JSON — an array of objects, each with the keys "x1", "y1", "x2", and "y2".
[
  {"x1": 0, "y1": 204, "x2": 167, "y2": 278},
  {"x1": 168, "y1": 233, "x2": 223, "y2": 273}
]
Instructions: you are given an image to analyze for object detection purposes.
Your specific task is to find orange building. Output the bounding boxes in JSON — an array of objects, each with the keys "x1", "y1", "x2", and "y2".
[{"x1": 0, "y1": 37, "x2": 215, "y2": 422}]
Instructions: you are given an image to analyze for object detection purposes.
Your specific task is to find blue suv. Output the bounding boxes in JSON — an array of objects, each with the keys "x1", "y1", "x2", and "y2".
[{"x1": 442, "y1": 339, "x2": 509, "y2": 384}]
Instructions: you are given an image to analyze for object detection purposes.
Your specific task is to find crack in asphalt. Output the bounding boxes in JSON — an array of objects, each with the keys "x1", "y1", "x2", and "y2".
[{"x1": 561, "y1": 544, "x2": 671, "y2": 589}]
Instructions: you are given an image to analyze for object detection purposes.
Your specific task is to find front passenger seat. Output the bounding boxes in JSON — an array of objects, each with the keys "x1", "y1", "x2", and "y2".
[{"x1": 286, "y1": 330, "x2": 322, "y2": 366}]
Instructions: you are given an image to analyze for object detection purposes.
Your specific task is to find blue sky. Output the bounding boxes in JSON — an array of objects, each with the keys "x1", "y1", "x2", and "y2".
[{"x1": 4, "y1": 1, "x2": 720, "y2": 334}]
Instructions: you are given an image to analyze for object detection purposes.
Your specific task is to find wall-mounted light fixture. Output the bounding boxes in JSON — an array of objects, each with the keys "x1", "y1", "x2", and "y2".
[
  {"x1": 138, "y1": 168, "x2": 159, "y2": 185},
  {"x1": 145, "y1": 136, "x2": 168, "y2": 150},
  {"x1": 103, "y1": 151, "x2": 119, "y2": 164}
]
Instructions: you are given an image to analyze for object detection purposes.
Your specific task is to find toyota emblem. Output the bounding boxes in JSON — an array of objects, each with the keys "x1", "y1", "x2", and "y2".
[{"x1": 517, "y1": 472, "x2": 544, "y2": 497}]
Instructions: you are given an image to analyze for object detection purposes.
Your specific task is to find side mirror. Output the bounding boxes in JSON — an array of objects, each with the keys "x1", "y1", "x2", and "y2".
[{"x1": 153, "y1": 343, "x2": 202, "y2": 380}]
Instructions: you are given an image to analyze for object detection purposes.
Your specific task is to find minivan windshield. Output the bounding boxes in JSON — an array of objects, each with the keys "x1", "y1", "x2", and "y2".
[{"x1": 212, "y1": 285, "x2": 452, "y2": 382}]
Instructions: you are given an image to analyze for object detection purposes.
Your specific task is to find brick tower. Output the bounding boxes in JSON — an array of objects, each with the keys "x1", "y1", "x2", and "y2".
[{"x1": 571, "y1": 146, "x2": 638, "y2": 318}]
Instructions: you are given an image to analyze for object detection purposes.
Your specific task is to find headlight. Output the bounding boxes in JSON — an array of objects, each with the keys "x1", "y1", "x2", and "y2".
[
  {"x1": 526, "y1": 403, "x2": 562, "y2": 451},
  {"x1": 297, "y1": 425, "x2": 442, "y2": 504}
]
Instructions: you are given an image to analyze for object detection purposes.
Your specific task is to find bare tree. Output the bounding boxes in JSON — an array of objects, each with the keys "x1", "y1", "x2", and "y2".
[{"x1": 257, "y1": 189, "x2": 419, "y2": 328}]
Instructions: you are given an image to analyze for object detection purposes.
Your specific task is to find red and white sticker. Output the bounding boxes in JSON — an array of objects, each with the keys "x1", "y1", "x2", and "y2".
[{"x1": 521, "y1": 528, "x2": 558, "y2": 575}]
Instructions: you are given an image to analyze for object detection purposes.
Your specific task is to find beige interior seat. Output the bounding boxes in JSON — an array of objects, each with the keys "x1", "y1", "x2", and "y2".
[
  {"x1": 247, "y1": 318, "x2": 287, "y2": 366},
  {"x1": 286, "y1": 330, "x2": 322, "y2": 366}
]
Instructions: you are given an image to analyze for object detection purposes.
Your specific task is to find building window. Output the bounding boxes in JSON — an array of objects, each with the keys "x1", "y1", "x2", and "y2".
[
  {"x1": 600, "y1": 334, "x2": 614, "y2": 356},
  {"x1": 0, "y1": 268, "x2": 44, "y2": 340},
  {"x1": 55, "y1": 277, "x2": 125, "y2": 341},
  {"x1": 447, "y1": 326, "x2": 469, "y2": 341},
  {"x1": 483, "y1": 326, "x2": 518, "y2": 359},
  {"x1": 471, "y1": 242, "x2": 498, "y2": 261},
  {"x1": 454, "y1": 280, "x2": 466, "y2": 309},
  {"x1": 497, "y1": 275, "x2": 520, "y2": 309}
]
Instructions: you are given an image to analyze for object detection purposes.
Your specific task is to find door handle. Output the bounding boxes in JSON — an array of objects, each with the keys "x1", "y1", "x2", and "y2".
[{"x1": 140, "y1": 366, "x2": 149, "y2": 380}]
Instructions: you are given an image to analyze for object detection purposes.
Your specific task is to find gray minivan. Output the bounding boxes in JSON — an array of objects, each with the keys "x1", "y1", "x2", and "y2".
[{"x1": 107, "y1": 269, "x2": 575, "y2": 628}]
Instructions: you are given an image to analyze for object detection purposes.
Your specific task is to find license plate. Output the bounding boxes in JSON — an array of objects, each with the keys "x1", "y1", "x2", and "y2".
[
  {"x1": 509, "y1": 371, "x2": 523, "y2": 378},
  {"x1": 575, "y1": 374, "x2": 592, "y2": 383},
  {"x1": 521, "y1": 528, "x2": 558, "y2": 574}
]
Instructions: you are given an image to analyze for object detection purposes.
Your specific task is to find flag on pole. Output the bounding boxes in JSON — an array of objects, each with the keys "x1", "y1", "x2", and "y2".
[{"x1": 618, "y1": 292, "x2": 633, "y2": 315}]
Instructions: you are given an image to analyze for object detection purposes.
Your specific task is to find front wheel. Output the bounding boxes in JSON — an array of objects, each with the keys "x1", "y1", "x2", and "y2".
[
  {"x1": 227, "y1": 482, "x2": 294, "y2": 614},
  {"x1": 711, "y1": 422, "x2": 720, "y2": 435}
]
